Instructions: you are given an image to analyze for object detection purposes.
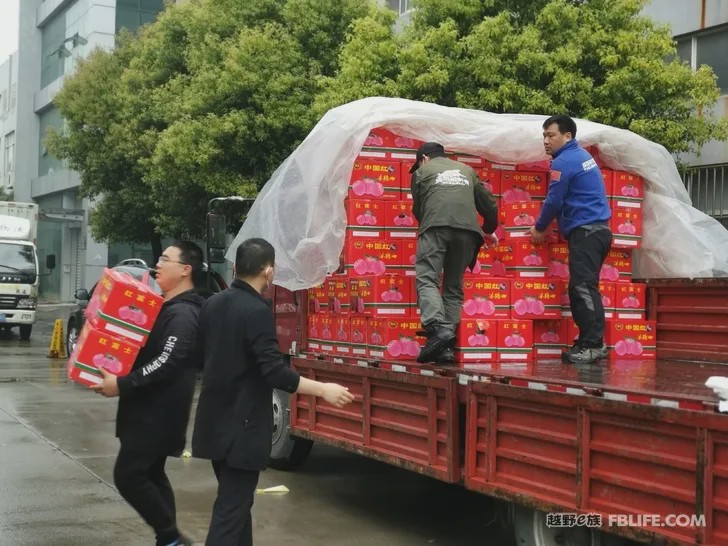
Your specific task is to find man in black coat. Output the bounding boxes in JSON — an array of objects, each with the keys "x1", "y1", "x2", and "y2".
[
  {"x1": 93, "y1": 241, "x2": 205, "y2": 546},
  {"x1": 192, "y1": 238, "x2": 355, "y2": 546}
]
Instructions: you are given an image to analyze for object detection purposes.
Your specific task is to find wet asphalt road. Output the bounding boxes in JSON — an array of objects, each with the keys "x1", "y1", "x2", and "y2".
[{"x1": 0, "y1": 306, "x2": 514, "y2": 545}]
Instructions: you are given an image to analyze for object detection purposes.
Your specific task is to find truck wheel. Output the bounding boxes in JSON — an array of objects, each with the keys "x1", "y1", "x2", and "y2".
[
  {"x1": 514, "y1": 507, "x2": 633, "y2": 546},
  {"x1": 19, "y1": 325, "x2": 32, "y2": 340},
  {"x1": 269, "y1": 388, "x2": 313, "y2": 470},
  {"x1": 67, "y1": 320, "x2": 79, "y2": 356}
]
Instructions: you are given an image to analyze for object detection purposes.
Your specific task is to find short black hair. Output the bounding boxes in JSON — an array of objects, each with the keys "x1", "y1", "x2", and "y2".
[
  {"x1": 172, "y1": 240, "x2": 203, "y2": 285},
  {"x1": 235, "y1": 238, "x2": 275, "y2": 278},
  {"x1": 543, "y1": 115, "x2": 577, "y2": 138}
]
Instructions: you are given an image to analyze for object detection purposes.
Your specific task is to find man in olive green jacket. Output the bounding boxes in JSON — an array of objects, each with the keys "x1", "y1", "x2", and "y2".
[{"x1": 410, "y1": 142, "x2": 498, "y2": 364}]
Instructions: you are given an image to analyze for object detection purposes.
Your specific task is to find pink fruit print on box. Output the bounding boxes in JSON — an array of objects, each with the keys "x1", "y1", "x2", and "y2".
[
  {"x1": 385, "y1": 200, "x2": 418, "y2": 238},
  {"x1": 325, "y1": 276, "x2": 350, "y2": 315},
  {"x1": 350, "y1": 316, "x2": 369, "y2": 357},
  {"x1": 400, "y1": 239, "x2": 417, "y2": 276},
  {"x1": 67, "y1": 323, "x2": 139, "y2": 387},
  {"x1": 466, "y1": 244, "x2": 494, "y2": 275},
  {"x1": 462, "y1": 276, "x2": 510, "y2": 318},
  {"x1": 500, "y1": 202, "x2": 541, "y2": 240},
  {"x1": 547, "y1": 243, "x2": 569, "y2": 279},
  {"x1": 334, "y1": 316, "x2": 351, "y2": 356},
  {"x1": 615, "y1": 282, "x2": 646, "y2": 320},
  {"x1": 610, "y1": 207, "x2": 643, "y2": 248},
  {"x1": 308, "y1": 284, "x2": 327, "y2": 315},
  {"x1": 350, "y1": 159, "x2": 401, "y2": 200},
  {"x1": 86, "y1": 267, "x2": 163, "y2": 346},
  {"x1": 509, "y1": 241, "x2": 549, "y2": 278},
  {"x1": 376, "y1": 275, "x2": 415, "y2": 316},
  {"x1": 608, "y1": 319, "x2": 656, "y2": 359},
  {"x1": 367, "y1": 318, "x2": 425, "y2": 361},
  {"x1": 600, "y1": 249, "x2": 632, "y2": 283},
  {"x1": 599, "y1": 281, "x2": 616, "y2": 319},
  {"x1": 560, "y1": 283, "x2": 572, "y2": 317},
  {"x1": 500, "y1": 171, "x2": 548, "y2": 203},
  {"x1": 510, "y1": 280, "x2": 562, "y2": 320},
  {"x1": 307, "y1": 315, "x2": 321, "y2": 351},
  {"x1": 497, "y1": 319, "x2": 534, "y2": 361},
  {"x1": 455, "y1": 319, "x2": 498, "y2": 362},
  {"x1": 318, "y1": 315, "x2": 335, "y2": 354},
  {"x1": 612, "y1": 171, "x2": 644, "y2": 209},
  {"x1": 533, "y1": 319, "x2": 568, "y2": 357},
  {"x1": 346, "y1": 199, "x2": 384, "y2": 238},
  {"x1": 474, "y1": 168, "x2": 502, "y2": 197},
  {"x1": 349, "y1": 277, "x2": 373, "y2": 315},
  {"x1": 345, "y1": 239, "x2": 393, "y2": 276}
]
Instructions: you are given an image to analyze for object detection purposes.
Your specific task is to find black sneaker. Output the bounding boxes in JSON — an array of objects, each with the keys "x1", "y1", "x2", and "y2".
[
  {"x1": 437, "y1": 347, "x2": 455, "y2": 364},
  {"x1": 565, "y1": 344, "x2": 608, "y2": 364},
  {"x1": 417, "y1": 325, "x2": 455, "y2": 363},
  {"x1": 561, "y1": 343, "x2": 580, "y2": 360}
]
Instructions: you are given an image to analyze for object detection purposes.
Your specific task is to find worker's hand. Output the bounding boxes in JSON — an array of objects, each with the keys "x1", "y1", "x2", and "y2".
[
  {"x1": 530, "y1": 226, "x2": 546, "y2": 245},
  {"x1": 485, "y1": 233, "x2": 499, "y2": 248},
  {"x1": 90, "y1": 367, "x2": 120, "y2": 398},
  {"x1": 321, "y1": 383, "x2": 355, "y2": 408}
]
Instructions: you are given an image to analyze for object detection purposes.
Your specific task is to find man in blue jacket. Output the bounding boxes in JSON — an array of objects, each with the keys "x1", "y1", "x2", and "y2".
[{"x1": 530, "y1": 115, "x2": 613, "y2": 364}]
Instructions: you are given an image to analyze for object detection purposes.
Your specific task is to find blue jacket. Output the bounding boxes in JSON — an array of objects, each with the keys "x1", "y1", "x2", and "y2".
[{"x1": 534, "y1": 139, "x2": 611, "y2": 237}]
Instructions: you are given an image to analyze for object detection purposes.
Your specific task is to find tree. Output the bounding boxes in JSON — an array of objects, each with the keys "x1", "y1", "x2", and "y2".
[
  {"x1": 0, "y1": 187, "x2": 13, "y2": 201},
  {"x1": 318, "y1": 0, "x2": 728, "y2": 156}
]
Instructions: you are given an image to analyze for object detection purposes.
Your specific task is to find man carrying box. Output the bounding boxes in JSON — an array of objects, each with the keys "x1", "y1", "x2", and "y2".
[
  {"x1": 92, "y1": 241, "x2": 206, "y2": 546},
  {"x1": 530, "y1": 115, "x2": 612, "y2": 364}
]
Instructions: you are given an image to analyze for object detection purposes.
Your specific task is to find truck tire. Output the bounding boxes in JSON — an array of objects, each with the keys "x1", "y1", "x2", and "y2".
[
  {"x1": 19, "y1": 324, "x2": 32, "y2": 340},
  {"x1": 67, "y1": 319, "x2": 79, "y2": 356},
  {"x1": 514, "y1": 507, "x2": 634, "y2": 546},
  {"x1": 269, "y1": 388, "x2": 313, "y2": 471}
]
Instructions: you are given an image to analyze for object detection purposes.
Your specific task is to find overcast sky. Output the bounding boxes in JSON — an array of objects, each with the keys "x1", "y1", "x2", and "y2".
[{"x1": 0, "y1": 0, "x2": 20, "y2": 62}]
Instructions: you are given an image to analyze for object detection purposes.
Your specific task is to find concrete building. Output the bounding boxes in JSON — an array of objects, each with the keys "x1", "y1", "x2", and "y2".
[
  {"x1": 0, "y1": 52, "x2": 18, "y2": 197},
  {"x1": 14, "y1": 0, "x2": 167, "y2": 301}
]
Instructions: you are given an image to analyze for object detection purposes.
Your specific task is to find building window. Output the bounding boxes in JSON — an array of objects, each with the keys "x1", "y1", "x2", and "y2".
[
  {"x1": 697, "y1": 28, "x2": 728, "y2": 95},
  {"x1": 675, "y1": 37, "x2": 692, "y2": 66},
  {"x1": 116, "y1": 0, "x2": 165, "y2": 33},
  {"x1": 41, "y1": 11, "x2": 68, "y2": 88},
  {"x1": 38, "y1": 109, "x2": 64, "y2": 177},
  {"x1": 386, "y1": 0, "x2": 411, "y2": 15},
  {"x1": 4, "y1": 132, "x2": 14, "y2": 175}
]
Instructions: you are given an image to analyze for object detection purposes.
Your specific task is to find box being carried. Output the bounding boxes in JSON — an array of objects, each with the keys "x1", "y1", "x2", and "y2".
[
  {"x1": 67, "y1": 323, "x2": 140, "y2": 387},
  {"x1": 85, "y1": 268, "x2": 163, "y2": 345}
]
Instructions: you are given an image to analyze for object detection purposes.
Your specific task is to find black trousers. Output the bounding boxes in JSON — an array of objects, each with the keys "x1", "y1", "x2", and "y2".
[
  {"x1": 567, "y1": 225, "x2": 613, "y2": 348},
  {"x1": 205, "y1": 460, "x2": 260, "y2": 546},
  {"x1": 113, "y1": 446, "x2": 179, "y2": 546}
]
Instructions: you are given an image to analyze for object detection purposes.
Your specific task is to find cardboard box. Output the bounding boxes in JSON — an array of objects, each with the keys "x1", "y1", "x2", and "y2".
[
  {"x1": 608, "y1": 319, "x2": 657, "y2": 359},
  {"x1": 547, "y1": 243, "x2": 569, "y2": 279},
  {"x1": 566, "y1": 319, "x2": 579, "y2": 346},
  {"x1": 611, "y1": 171, "x2": 644, "y2": 209},
  {"x1": 318, "y1": 315, "x2": 336, "y2": 355},
  {"x1": 308, "y1": 283, "x2": 328, "y2": 314},
  {"x1": 349, "y1": 159, "x2": 401, "y2": 200},
  {"x1": 615, "y1": 282, "x2": 646, "y2": 320},
  {"x1": 517, "y1": 160, "x2": 550, "y2": 172},
  {"x1": 600, "y1": 249, "x2": 632, "y2": 283},
  {"x1": 343, "y1": 238, "x2": 400, "y2": 275},
  {"x1": 500, "y1": 171, "x2": 548, "y2": 203},
  {"x1": 359, "y1": 128, "x2": 421, "y2": 160},
  {"x1": 500, "y1": 202, "x2": 542, "y2": 240},
  {"x1": 600, "y1": 281, "x2": 616, "y2": 319},
  {"x1": 465, "y1": 244, "x2": 494, "y2": 275},
  {"x1": 510, "y1": 279, "x2": 562, "y2": 319},
  {"x1": 367, "y1": 318, "x2": 426, "y2": 360},
  {"x1": 67, "y1": 323, "x2": 139, "y2": 387},
  {"x1": 561, "y1": 283, "x2": 572, "y2": 317},
  {"x1": 333, "y1": 316, "x2": 351, "y2": 357},
  {"x1": 400, "y1": 239, "x2": 417, "y2": 276},
  {"x1": 401, "y1": 162, "x2": 415, "y2": 200},
  {"x1": 533, "y1": 319, "x2": 568, "y2": 357},
  {"x1": 346, "y1": 199, "x2": 386, "y2": 238},
  {"x1": 508, "y1": 241, "x2": 549, "y2": 278},
  {"x1": 384, "y1": 200, "x2": 418, "y2": 238},
  {"x1": 86, "y1": 268, "x2": 163, "y2": 345},
  {"x1": 451, "y1": 153, "x2": 486, "y2": 168},
  {"x1": 611, "y1": 206, "x2": 643, "y2": 248},
  {"x1": 497, "y1": 319, "x2": 534, "y2": 360},
  {"x1": 455, "y1": 319, "x2": 498, "y2": 362},
  {"x1": 474, "y1": 168, "x2": 502, "y2": 197},
  {"x1": 350, "y1": 316, "x2": 369, "y2": 358},
  {"x1": 462, "y1": 276, "x2": 510, "y2": 318},
  {"x1": 350, "y1": 275, "x2": 414, "y2": 317},
  {"x1": 307, "y1": 315, "x2": 322, "y2": 351},
  {"x1": 325, "y1": 276, "x2": 350, "y2": 315}
]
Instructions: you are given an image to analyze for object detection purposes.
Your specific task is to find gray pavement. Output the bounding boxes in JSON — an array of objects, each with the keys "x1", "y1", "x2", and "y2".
[{"x1": 0, "y1": 306, "x2": 513, "y2": 545}]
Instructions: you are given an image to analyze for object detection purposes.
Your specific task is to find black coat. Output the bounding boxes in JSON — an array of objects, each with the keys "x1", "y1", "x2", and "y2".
[
  {"x1": 116, "y1": 290, "x2": 204, "y2": 456},
  {"x1": 192, "y1": 279, "x2": 300, "y2": 471}
]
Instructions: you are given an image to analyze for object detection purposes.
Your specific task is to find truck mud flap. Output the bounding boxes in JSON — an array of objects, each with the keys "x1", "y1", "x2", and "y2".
[
  {"x1": 291, "y1": 357, "x2": 459, "y2": 483},
  {"x1": 465, "y1": 380, "x2": 728, "y2": 546}
]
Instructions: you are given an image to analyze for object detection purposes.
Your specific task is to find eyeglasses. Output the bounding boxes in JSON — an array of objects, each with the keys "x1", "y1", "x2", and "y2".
[{"x1": 158, "y1": 255, "x2": 189, "y2": 265}]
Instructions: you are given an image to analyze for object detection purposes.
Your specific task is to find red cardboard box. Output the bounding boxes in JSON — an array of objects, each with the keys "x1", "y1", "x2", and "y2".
[
  {"x1": 547, "y1": 243, "x2": 569, "y2": 279},
  {"x1": 600, "y1": 281, "x2": 616, "y2": 319},
  {"x1": 600, "y1": 168, "x2": 614, "y2": 196},
  {"x1": 474, "y1": 167, "x2": 502, "y2": 197},
  {"x1": 561, "y1": 283, "x2": 572, "y2": 317},
  {"x1": 350, "y1": 159, "x2": 401, "y2": 200},
  {"x1": 509, "y1": 241, "x2": 549, "y2": 278},
  {"x1": 497, "y1": 319, "x2": 534, "y2": 361},
  {"x1": 501, "y1": 171, "x2": 548, "y2": 203},
  {"x1": 615, "y1": 282, "x2": 646, "y2": 320},
  {"x1": 367, "y1": 318, "x2": 426, "y2": 361},
  {"x1": 612, "y1": 171, "x2": 644, "y2": 209},
  {"x1": 307, "y1": 315, "x2": 322, "y2": 351},
  {"x1": 465, "y1": 244, "x2": 493, "y2": 275},
  {"x1": 455, "y1": 319, "x2": 498, "y2": 362},
  {"x1": 67, "y1": 323, "x2": 139, "y2": 387},
  {"x1": 566, "y1": 319, "x2": 579, "y2": 346},
  {"x1": 500, "y1": 202, "x2": 542, "y2": 240},
  {"x1": 400, "y1": 239, "x2": 417, "y2": 275},
  {"x1": 534, "y1": 319, "x2": 568, "y2": 357},
  {"x1": 510, "y1": 279, "x2": 562, "y2": 319},
  {"x1": 385, "y1": 201, "x2": 418, "y2": 238},
  {"x1": 350, "y1": 275, "x2": 414, "y2": 317},
  {"x1": 517, "y1": 160, "x2": 550, "y2": 172},
  {"x1": 608, "y1": 319, "x2": 657, "y2": 359},
  {"x1": 325, "y1": 276, "x2": 350, "y2": 315},
  {"x1": 600, "y1": 249, "x2": 632, "y2": 283},
  {"x1": 308, "y1": 283, "x2": 327, "y2": 314},
  {"x1": 401, "y1": 163, "x2": 415, "y2": 200},
  {"x1": 451, "y1": 153, "x2": 486, "y2": 168},
  {"x1": 346, "y1": 199, "x2": 386, "y2": 238},
  {"x1": 462, "y1": 276, "x2": 510, "y2": 318},
  {"x1": 350, "y1": 316, "x2": 368, "y2": 358},
  {"x1": 333, "y1": 316, "x2": 351, "y2": 357},
  {"x1": 86, "y1": 268, "x2": 163, "y2": 346},
  {"x1": 611, "y1": 207, "x2": 643, "y2": 248},
  {"x1": 359, "y1": 128, "x2": 420, "y2": 159},
  {"x1": 318, "y1": 315, "x2": 335, "y2": 354},
  {"x1": 344, "y1": 239, "x2": 400, "y2": 275}
]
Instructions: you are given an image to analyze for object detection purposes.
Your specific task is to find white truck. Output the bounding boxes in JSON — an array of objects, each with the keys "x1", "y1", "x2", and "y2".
[{"x1": 0, "y1": 202, "x2": 54, "y2": 340}]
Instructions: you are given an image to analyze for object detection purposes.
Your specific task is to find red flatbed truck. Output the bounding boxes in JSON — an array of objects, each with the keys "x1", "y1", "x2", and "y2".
[{"x1": 266, "y1": 278, "x2": 728, "y2": 546}]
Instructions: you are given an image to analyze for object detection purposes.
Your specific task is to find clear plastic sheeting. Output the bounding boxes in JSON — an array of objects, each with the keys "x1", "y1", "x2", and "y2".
[{"x1": 228, "y1": 97, "x2": 728, "y2": 290}]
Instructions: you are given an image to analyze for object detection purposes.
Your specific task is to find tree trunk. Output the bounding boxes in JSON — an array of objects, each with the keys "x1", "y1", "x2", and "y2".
[{"x1": 151, "y1": 233, "x2": 163, "y2": 265}]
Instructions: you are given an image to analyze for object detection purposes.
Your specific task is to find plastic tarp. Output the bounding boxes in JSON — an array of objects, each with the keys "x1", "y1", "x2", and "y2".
[{"x1": 228, "y1": 97, "x2": 728, "y2": 291}]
